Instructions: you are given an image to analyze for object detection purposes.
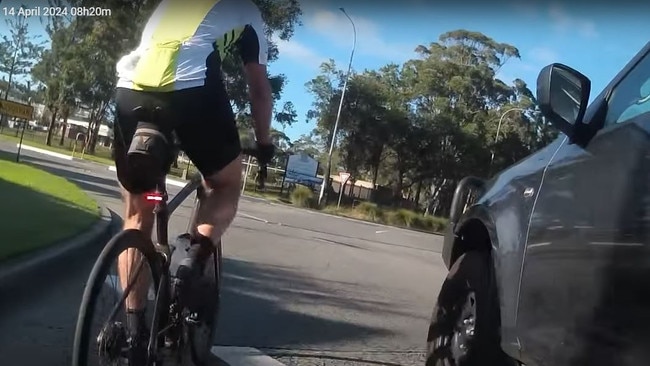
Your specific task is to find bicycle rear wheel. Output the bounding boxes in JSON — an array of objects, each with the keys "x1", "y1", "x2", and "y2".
[{"x1": 72, "y1": 229, "x2": 162, "y2": 366}]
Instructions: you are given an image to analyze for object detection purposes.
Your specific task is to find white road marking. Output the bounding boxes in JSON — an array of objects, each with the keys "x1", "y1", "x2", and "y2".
[
  {"x1": 375, "y1": 230, "x2": 388, "y2": 234},
  {"x1": 15, "y1": 143, "x2": 73, "y2": 160},
  {"x1": 238, "y1": 212, "x2": 269, "y2": 223},
  {"x1": 528, "y1": 242, "x2": 551, "y2": 248},
  {"x1": 211, "y1": 346, "x2": 286, "y2": 365}
]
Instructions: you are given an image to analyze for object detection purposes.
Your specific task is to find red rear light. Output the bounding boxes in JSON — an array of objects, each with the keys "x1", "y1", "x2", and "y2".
[{"x1": 145, "y1": 193, "x2": 164, "y2": 202}]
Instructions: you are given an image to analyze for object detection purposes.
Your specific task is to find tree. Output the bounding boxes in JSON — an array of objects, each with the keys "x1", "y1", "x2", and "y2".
[
  {"x1": 63, "y1": 0, "x2": 157, "y2": 152},
  {"x1": 290, "y1": 133, "x2": 322, "y2": 158},
  {"x1": 31, "y1": 25, "x2": 77, "y2": 146},
  {"x1": 304, "y1": 29, "x2": 556, "y2": 212},
  {"x1": 0, "y1": 8, "x2": 44, "y2": 126},
  {"x1": 275, "y1": 101, "x2": 298, "y2": 128}
]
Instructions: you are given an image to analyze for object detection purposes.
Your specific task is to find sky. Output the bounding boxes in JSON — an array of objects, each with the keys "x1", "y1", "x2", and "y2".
[
  {"x1": 269, "y1": 0, "x2": 650, "y2": 141},
  {"x1": 4, "y1": 0, "x2": 650, "y2": 142}
]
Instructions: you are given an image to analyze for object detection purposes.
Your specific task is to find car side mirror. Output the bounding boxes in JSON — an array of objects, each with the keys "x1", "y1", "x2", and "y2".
[{"x1": 536, "y1": 63, "x2": 591, "y2": 138}]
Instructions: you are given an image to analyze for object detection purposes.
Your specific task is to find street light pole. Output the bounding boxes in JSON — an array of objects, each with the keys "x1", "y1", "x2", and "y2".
[
  {"x1": 489, "y1": 107, "x2": 525, "y2": 170},
  {"x1": 317, "y1": 7, "x2": 357, "y2": 206}
]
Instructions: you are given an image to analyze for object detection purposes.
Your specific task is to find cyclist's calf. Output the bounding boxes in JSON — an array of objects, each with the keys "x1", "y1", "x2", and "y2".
[{"x1": 193, "y1": 156, "x2": 243, "y2": 245}]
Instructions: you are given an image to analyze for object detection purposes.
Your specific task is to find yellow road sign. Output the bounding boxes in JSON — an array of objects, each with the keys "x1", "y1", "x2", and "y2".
[{"x1": 0, "y1": 99, "x2": 34, "y2": 120}]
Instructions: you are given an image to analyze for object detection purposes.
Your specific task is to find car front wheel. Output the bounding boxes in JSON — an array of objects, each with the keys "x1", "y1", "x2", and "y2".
[{"x1": 426, "y1": 251, "x2": 516, "y2": 366}]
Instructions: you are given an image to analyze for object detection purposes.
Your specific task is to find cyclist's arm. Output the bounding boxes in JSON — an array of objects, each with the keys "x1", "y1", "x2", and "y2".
[{"x1": 235, "y1": 24, "x2": 272, "y2": 145}]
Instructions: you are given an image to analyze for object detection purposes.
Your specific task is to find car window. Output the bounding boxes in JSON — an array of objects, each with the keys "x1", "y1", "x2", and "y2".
[{"x1": 604, "y1": 51, "x2": 650, "y2": 126}]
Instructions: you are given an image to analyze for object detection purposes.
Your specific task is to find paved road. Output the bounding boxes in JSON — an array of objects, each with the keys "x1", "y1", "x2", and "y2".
[{"x1": 0, "y1": 142, "x2": 447, "y2": 366}]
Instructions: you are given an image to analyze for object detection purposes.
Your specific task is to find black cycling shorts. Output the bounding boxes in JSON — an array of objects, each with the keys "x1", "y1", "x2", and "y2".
[{"x1": 112, "y1": 82, "x2": 241, "y2": 193}]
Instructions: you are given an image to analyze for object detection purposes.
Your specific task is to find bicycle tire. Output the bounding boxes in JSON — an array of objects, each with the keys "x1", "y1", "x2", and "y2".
[
  {"x1": 72, "y1": 229, "x2": 162, "y2": 366},
  {"x1": 187, "y1": 239, "x2": 222, "y2": 366}
]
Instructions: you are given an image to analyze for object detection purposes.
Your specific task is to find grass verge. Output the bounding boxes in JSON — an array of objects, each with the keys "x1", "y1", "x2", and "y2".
[
  {"x1": 0, "y1": 150, "x2": 100, "y2": 262},
  {"x1": 321, "y1": 203, "x2": 448, "y2": 233},
  {"x1": 0, "y1": 132, "x2": 115, "y2": 166}
]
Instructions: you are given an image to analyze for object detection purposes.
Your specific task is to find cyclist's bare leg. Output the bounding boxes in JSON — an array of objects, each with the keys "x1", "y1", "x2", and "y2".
[
  {"x1": 194, "y1": 155, "x2": 242, "y2": 246},
  {"x1": 117, "y1": 188, "x2": 154, "y2": 327}
]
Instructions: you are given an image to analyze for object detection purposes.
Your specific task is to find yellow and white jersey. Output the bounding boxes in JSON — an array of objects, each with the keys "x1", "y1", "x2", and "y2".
[{"x1": 116, "y1": 0, "x2": 268, "y2": 92}]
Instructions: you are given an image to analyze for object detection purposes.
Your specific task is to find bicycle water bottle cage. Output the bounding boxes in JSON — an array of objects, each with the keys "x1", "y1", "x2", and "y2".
[{"x1": 125, "y1": 106, "x2": 171, "y2": 194}]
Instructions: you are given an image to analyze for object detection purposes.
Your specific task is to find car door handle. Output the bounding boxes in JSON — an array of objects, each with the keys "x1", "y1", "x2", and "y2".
[{"x1": 523, "y1": 187, "x2": 535, "y2": 197}]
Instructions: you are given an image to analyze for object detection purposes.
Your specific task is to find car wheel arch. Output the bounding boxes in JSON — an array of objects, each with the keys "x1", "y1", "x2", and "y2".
[{"x1": 450, "y1": 209, "x2": 498, "y2": 267}]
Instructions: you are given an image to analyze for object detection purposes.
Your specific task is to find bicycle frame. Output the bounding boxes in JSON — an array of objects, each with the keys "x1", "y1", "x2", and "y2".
[
  {"x1": 148, "y1": 172, "x2": 206, "y2": 260},
  {"x1": 142, "y1": 153, "x2": 266, "y2": 361},
  {"x1": 143, "y1": 171, "x2": 206, "y2": 361}
]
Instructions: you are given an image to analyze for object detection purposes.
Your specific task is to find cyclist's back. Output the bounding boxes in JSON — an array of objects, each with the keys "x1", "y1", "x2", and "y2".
[
  {"x1": 111, "y1": 1, "x2": 274, "y2": 363},
  {"x1": 116, "y1": 0, "x2": 267, "y2": 92},
  {"x1": 112, "y1": 0, "x2": 272, "y2": 194}
]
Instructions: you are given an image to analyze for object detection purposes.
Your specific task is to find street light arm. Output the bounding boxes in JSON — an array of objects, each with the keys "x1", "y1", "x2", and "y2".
[
  {"x1": 489, "y1": 107, "x2": 526, "y2": 174},
  {"x1": 495, "y1": 107, "x2": 525, "y2": 142},
  {"x1": 340, "y1": 8, "x2": 357, "y2": 67}
]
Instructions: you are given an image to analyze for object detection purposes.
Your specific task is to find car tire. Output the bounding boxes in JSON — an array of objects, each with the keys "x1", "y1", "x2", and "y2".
[{"x1": 426, "y1": 250, "x2": 516, "y2": 366}]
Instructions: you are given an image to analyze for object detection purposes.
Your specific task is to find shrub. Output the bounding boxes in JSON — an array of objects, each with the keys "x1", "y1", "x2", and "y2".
[
  {"x1": 322, "y1": 205, "x2": 342, "y2": 215},
  {"x1": 384, "y1": 209, "x2": 418, "y2": 227},
  {"x1": 290, "y1": 185, "x2": 314, "y2": 207},
  {"x1": 398, "y1": 209, "x2": 418, "y2": 227},
  {"x1": 412, "y1": 215, "x2": 448, "y2": 232},
  {"x1": 354, "y1": 202, "x2": 384, "y2": 221}
]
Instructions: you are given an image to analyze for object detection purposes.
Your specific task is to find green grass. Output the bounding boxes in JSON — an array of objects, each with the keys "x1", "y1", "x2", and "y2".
[
  {"x1": 0, "y1": 150, "x2": 100, "y2": 262},
  {"x1": 0, "y1": 130, "x2": 115, "y2": 166}
]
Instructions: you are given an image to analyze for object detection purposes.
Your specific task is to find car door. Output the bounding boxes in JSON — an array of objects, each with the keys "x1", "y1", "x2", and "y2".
[{"x1": 516, "y1": 47, "x2": 650, "y2": 366}]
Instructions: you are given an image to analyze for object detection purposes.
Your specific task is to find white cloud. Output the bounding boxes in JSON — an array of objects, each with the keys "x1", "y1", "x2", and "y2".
[
  {"x1": 272, "y1": 34, "x2": 327, "y2": 69},
  {"x1": 548, "y1": 4, "x2": 598, "y2": 38},
  {"x1": 304, "y1": 8, "x2": 415, "y2": 63}
]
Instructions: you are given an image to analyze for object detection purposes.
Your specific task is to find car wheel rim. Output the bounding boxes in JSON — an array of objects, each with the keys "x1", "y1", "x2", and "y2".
[{"x1": 450, "y1": 291, "x2": 477, "y2": 364}]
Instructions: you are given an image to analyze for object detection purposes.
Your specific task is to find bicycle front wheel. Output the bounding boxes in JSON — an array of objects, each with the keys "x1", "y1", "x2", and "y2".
[{"x1": 72, "y1": 229, "x2": 162, "y2": 366}]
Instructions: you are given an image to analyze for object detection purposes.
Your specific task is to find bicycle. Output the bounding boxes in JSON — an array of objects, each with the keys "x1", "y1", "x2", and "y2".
[{"x1": 71, "y1": 114, "x2": 267, "y2": 366}]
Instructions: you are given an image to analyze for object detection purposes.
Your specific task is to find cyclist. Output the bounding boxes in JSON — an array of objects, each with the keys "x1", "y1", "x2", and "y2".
[{"x1": 111, "y1": 0, "x2": 275, "y2": 362}]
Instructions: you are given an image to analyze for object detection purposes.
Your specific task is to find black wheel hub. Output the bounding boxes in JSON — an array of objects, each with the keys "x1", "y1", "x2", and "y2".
[
  {"x1": 450, "y1": 291, "x2": 477, "y2": 364},
  {"x1": 96, "y1": 321, "x2": 127, "y2": 362}
]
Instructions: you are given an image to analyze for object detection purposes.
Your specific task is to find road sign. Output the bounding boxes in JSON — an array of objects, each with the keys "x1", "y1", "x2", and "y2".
[
  {"x1": 0, "y1": 99, "x2": 33, "y2": 120},
  {"x1": 284, "y1": 153, "x2": 319, "y2": 184},
  {"x1": 338, "y1": 172, "x2": 350, "y2": 182}
]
